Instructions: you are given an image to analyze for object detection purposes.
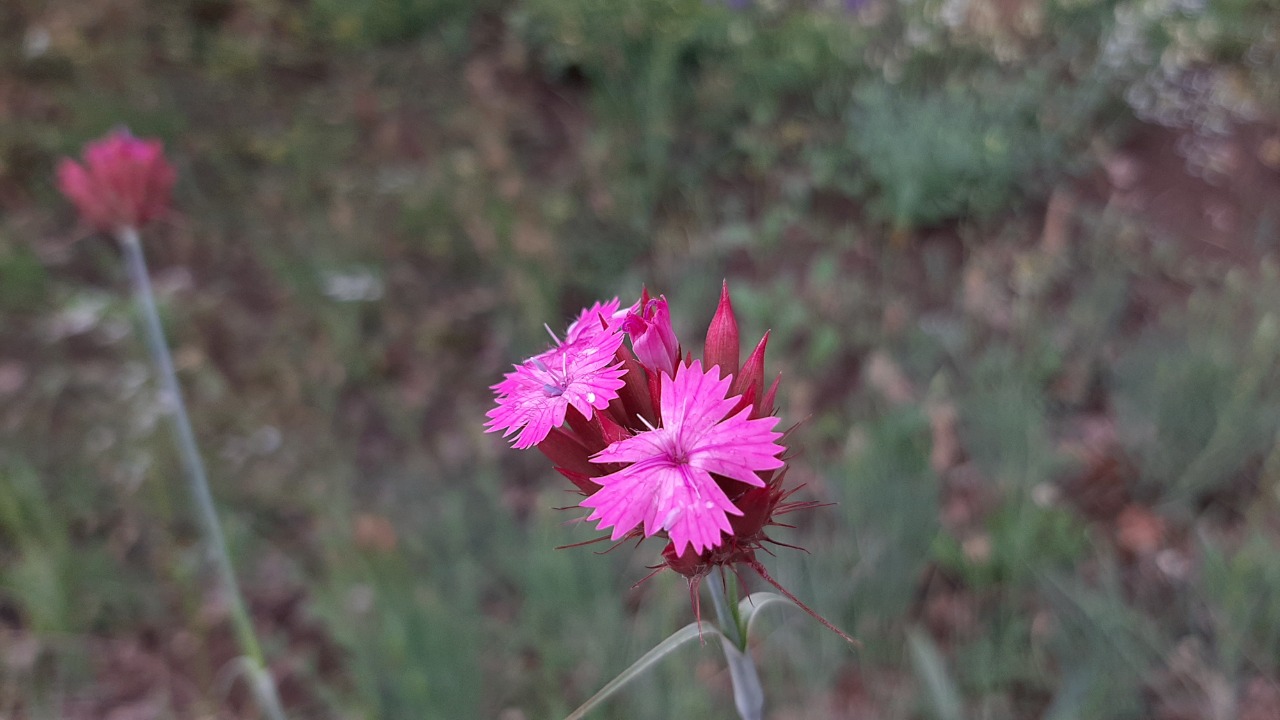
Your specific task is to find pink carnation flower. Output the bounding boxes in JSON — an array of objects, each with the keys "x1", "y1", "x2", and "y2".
[
  {"x1": 57, "y1": 128, "x2": 176, "y2": 233},
  {"x1": 581, "y1": 359, "x2": 785, "y2": 555},
  {"x1": 485, "y1": 284, "x2": 854, "y2": 643},
  {"x1": 486, "y1": 308, "x2": 627, "y2": 449}
]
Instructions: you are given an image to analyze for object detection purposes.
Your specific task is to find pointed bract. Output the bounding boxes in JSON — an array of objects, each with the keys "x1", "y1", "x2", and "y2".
[
  {"x1": 731, "y1": 331, "x2": 769, "y2": 402},
  {"x1": 759, "y1": 373, "x2": 782, "y2": 419}
]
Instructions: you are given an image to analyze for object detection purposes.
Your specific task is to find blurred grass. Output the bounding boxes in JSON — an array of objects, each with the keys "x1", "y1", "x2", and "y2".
[{"x1": 3, "y1": 0, "x2": 1280, "y2": 718}]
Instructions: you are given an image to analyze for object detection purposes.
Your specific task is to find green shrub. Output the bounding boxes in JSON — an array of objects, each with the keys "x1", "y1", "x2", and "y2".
[
  {"x1": 512, "y1": 0, "x2": 870, "y2": 224},
  {"x1": 308, "y1": 0, "x2": 485, "y2": 47},
  {"x1": 844, "y1": 77, "x2": 1059, "y2": 230},
  {"x1": 1113, "y1": 278, "x2": 1280, "y2": 510},
  {"x1": 1200, "y1": 529, "x2": 1280, "y2": 677}
]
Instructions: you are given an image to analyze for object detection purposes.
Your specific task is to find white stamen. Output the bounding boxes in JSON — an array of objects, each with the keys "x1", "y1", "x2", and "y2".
[{"x1": 544, "y1": 323, "x2": 562, "y2": 345}]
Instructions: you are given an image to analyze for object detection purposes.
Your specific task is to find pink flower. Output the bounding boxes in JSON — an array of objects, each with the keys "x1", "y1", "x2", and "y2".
[
  {"x1": 486, "y1": 284, "x2": 854, "y2": 643},
  {"x1": 486, "y1": 309, "x2": 628, "y2": 450},
  {"x1": 57, "y1": 129, "x2": 176, "y2": 233},
  {"x1": 623, "y1": 292, "x2": 679, "y2": 377},
  {"x1": 580, "y1": 359, "x2": 785, "y2": 555}
]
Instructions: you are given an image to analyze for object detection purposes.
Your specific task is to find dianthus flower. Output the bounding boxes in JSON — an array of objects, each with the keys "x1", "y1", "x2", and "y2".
[
  {"x1": 486, "y1": 283, "x2": 852, "y2": 642},
  {"x1": 485, "y1": 301, "x2": 628, "y2": 449},
  {"x1": 582, "y1": 359, "x2": 783, "y2": 555},
  {"x1": 57, "y1": 128, "x2": 176, "y2": 233}
]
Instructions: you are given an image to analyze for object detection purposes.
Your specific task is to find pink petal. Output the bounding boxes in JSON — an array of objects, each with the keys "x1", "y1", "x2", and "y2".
[
  {"x1": 661, "y1": 360, "x2": 739, "y2": 437},
  {"x1": 581, "y1": 460, "x2": 741, "y2": 554},
  {"x1": 584, "y1": 358, "x2": 785, "y2": 552},
  {"x1": 486, "y1": 320, "x2": 627, "y2": 448},
  {"x1": 688, "y1": 407, "x2": 781, "y2": 486},
  {"x1": 564, "y1": 298, "x2": 623, "y2": 344}
]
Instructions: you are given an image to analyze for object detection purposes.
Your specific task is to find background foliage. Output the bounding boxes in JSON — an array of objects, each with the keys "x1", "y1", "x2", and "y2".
[{"x1": 2, "y1": 0, "x2": 1280, "y2": 717}]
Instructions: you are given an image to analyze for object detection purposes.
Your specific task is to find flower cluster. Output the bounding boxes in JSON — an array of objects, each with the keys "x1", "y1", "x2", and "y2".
[
  {"x1": 487, "y1": 284, "x2": 852, "y2": 641},
  {"x1": 57, "y1": 128, "x2": 175, "y2": 233}
]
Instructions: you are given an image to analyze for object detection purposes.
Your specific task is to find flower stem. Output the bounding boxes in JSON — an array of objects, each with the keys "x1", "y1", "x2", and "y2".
[
  {"x1": 707, "y1": 568, "x2": 764, "y2": 720},
  {"x1": 117, "y1": 227, "x2": 287, "y2": 720}
]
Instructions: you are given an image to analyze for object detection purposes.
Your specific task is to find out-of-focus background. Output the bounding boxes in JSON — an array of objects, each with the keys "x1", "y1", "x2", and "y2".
[{"x1": 3, "y1": 0, "x2": 1280, "y2": 717}]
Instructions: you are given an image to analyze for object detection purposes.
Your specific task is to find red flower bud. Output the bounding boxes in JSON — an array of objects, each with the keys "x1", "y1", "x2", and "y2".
[
  {"x1": 703, "y1": 281, "x2": 740, "y2": 380},
  {"x1": 728, "y1": 485, "x2": 776, "y2": 539},
  {"x1": 624, "y1": 295, "x2": 679, "y2": 377},
  {"x1": 57, "y1": 128, "x2": 175, "y2": 233}
]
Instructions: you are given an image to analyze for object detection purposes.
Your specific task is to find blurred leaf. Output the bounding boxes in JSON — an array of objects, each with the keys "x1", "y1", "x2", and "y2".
[{"x1": 908, "y1": 627, "x2": 965, "y2": 720}]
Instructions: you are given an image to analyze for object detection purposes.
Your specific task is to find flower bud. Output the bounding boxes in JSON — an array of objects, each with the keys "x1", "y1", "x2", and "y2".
[
  {"x1": 624, "y1": 295, "x2": 679, "y2": 377},
  {"x1": 727, "y1": 484, "x2": 775, "y2": 539},
  {"x1": 703, "y1": 281, "x2": 739, "y2": 379},
  {"x1": 57, "y1": 128, "x2": 176, "y2": 233}
]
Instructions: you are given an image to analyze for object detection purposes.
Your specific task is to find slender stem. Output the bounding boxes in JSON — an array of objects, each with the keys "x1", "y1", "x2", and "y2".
[
  {"x1": 117, "y1": 227, "x2": 287, "y2": 720},
  {"x1": 707, "y1": 568, "x2": 764, "y2": 720},
  {"x1": 707, "y1": 568, "x2": 741, "y2": 648}
]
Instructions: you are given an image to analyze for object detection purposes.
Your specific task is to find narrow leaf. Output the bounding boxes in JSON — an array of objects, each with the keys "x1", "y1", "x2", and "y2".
[
  {"x1": 737, "y1": 592, "x2": 796, "y2": 638},
  {"x1": 564, "y1": 622, "x2": 721, "y2": 720}
]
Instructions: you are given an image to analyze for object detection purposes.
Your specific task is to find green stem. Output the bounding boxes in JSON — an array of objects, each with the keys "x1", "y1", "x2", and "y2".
[
  {"x1": 707, "y1": 568, "x2": 764, "y2": 720},
  {"x1": 117, "y1": 226, "x2": 287, "y2": 720}
]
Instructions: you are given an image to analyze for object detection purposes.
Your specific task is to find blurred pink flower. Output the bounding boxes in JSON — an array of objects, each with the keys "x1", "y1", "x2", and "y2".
[
  {"x1": 581, "y1": 359, "x2": 784, "y2": 555},
  {"x1": 486, "y1": 308, "x2": 627, "y2": 450},
  {"x1": 57, "y1": 128, "x2": 175, "y2": 233}
]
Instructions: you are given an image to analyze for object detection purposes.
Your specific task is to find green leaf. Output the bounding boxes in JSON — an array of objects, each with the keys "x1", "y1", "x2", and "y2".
[
  {"x1": 737, "y1": 592, "x2": 797, "y2": 639},
  {"x1": 908, "y1": 627, "x2": 964, "y2": 720},
  {"x1": 563, "y1": 622, "x2": 720, "y2": 720}
]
